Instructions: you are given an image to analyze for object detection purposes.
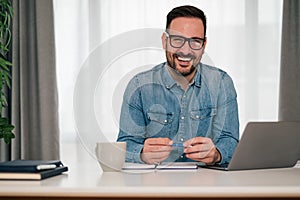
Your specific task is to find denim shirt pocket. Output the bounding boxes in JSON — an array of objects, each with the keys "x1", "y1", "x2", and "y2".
[
  {"x1": 190, "y1": 107, "x2": 217, "y2": 136},
  {"x1": 146, "y1": 111, "x2": 174, "y2": 137}
]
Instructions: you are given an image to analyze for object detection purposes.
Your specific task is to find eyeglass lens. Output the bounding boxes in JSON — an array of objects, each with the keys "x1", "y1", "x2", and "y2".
[{"x1": 167, "y1": 33, "x2": 204, "y2": 50}]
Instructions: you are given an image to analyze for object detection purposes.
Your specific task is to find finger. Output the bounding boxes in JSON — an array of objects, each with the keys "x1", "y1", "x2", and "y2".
[
  {"x1": 141, "y1": 151, "x2": 171, "y2": 164},
  {"x1": 185, "y1": 151, "x2": 213, "y2": 162},
  {"x1": 186, "y1": 153, "x2": 215, "y2": 164},
  {"x1": 148, "y1": 156, "x2": 169, "y2": 165},
  {"x1": 142, "y1": 151, "x2": 171, "y2": 160},
  {"x1": 145, "y1": 138, "x2": 172, "y2": 146},
  {"x1": 184, "y1": 137, "x2": 209, "y2": 146},
  {"x1": 184, "y1": 143, "x2": 214, "y2": 154},
  {"x1": 189, "y1": 150, "x2": 212, "y2": 158},
  {"x1": 145, "y1": 144, "x2": 173, "y2": 153},
  {"x1": 185, "y1": 146, "x2": 219, "y2": 164},
  {"x1": 184, "y1": 142, "x2": 220, "y2": 164}
]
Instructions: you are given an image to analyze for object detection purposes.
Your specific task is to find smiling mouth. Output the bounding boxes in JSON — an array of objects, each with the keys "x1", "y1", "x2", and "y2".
[
  {"x1": 174, "y1": 53, "x2": 195, "y2": 63},
  {"x1": 177, "y1": 56, "x2": 192, "y2": 62}
]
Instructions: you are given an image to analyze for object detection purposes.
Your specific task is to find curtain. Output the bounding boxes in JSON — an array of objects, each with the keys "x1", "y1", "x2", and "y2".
[
  {"x1": 0, "y1": 0, "x2": 59, "y2": 160},
  {"x1": 279, "y1": 0, "x2": 300, "y2": 121}
]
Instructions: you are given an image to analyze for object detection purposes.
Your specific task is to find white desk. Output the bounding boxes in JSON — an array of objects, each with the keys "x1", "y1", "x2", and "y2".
[{"x1": 0, "y1": 142, "x2": 300, "y2": 200}]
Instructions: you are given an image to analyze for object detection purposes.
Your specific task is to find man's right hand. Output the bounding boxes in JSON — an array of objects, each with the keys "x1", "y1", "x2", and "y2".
[{"x1": 141, "y1": 138, "x2": 173, "y2": 164}]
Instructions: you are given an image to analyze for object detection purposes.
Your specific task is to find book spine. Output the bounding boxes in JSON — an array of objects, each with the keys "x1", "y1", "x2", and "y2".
[{"x1": 39, "y1": 166, "x2": 68, "y2": 180}]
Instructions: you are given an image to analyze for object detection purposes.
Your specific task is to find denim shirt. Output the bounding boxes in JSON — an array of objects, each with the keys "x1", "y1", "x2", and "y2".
[{"x1": 117, "y1": 62, "x2": 239, "y2": 164}]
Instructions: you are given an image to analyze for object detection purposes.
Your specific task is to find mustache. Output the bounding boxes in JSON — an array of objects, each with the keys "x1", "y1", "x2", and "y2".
[{"x1": 174, "y1": 52, "x2": 196, "y2": 60}]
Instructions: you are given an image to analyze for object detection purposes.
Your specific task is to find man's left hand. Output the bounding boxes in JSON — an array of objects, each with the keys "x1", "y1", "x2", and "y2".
[{"x1": 183, "y1": 137, "x2": 221, "y2": 164}]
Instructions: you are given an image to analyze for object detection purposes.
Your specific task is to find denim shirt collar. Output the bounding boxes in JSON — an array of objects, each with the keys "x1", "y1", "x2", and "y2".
[{"x1": 161, "y1": 62, "x2": 202, "y2": 89}]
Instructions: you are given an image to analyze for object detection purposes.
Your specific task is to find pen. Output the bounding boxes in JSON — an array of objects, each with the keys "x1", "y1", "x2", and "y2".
[
  {"x1": 172, "y1": 143, "x2": 193, "y2": 148},
  {"x1": 154, "y1": 162, "x2": 160, "y2": 169},
  {"x1": 172, "y1": 143, "x2": 184, "y2": 147},
  {"x1": 36, "y1": 164, "x2": 57, "y2": 170}
]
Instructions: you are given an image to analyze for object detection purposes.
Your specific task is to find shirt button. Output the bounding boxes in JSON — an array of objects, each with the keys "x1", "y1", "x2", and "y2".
[
  {"x1": 180, "y1": 138, "x2": 184, "y2": 142},
  {"x1": 196, "y1": 115, "x2": 200, "y2": 119},
  {"x1": 164, "y1": 119, "x2": 168, "y2": 123},
  {"x1": 181, "y1": 116, "x2": 185, "y2": 120},
  {"x1": 180, "y1": 155, "x2": 184, "y2": 158}
]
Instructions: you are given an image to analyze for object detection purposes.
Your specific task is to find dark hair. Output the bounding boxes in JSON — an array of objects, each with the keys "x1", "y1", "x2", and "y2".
[{"x1": 166, "y1": 5, "x2": 207, "y2": 37}]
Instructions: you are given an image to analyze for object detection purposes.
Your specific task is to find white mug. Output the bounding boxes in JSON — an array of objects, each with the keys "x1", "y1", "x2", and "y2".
[{"x1": 95, "y1": 142, "x2": 126, "y2": 172}]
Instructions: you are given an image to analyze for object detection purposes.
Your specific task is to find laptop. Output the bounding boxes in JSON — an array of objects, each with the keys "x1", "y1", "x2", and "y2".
[{"x1": 201, "y1": 121, "x2": 300, "y2": 171}]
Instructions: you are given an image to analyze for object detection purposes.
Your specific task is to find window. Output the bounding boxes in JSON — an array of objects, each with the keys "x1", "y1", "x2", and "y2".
[{"x1": 54, "y1": 0, "x2": 283, "y2": 147}]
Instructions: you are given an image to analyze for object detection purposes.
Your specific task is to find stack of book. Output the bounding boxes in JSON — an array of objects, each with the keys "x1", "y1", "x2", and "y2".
[{"x1": 0, "y1": 160, "x2": 68, "y2": 180}]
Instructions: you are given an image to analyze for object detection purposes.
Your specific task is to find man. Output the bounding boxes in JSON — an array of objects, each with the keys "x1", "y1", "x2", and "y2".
[{"x1": 117, "y1": 5, "x2": 239, "y2": 165}]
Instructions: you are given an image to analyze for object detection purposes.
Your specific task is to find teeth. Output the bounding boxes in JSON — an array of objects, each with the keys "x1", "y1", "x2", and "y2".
[{"x1": 177, "y1": 56, "x2": 192, "y2": 62}]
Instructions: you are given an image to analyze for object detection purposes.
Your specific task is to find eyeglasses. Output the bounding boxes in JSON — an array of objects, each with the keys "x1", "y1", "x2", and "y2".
[{"x1": 165, "y1": 32, "x2": 205, "y2": 50}]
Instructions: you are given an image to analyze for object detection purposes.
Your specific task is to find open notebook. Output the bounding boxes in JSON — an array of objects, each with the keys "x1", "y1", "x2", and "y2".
[{"x1": 123, "y1": 162, "x2": 198, "y2": 170}]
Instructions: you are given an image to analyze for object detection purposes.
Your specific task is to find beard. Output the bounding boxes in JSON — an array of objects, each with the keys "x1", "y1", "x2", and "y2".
[{"x1": 166, "y1": 52, "x2": 198, "y2": 77}]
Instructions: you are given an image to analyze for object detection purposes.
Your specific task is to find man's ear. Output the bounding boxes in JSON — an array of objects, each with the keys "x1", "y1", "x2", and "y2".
[
  {"x1": 203, "y1": 37, "x2": 207, "y2": 51},
  {"x1": 161, "y1": 32, "x2": 167, "y2": 50}
]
